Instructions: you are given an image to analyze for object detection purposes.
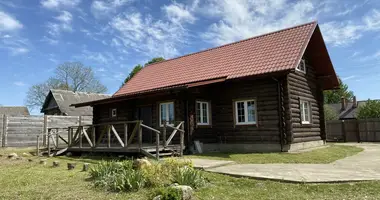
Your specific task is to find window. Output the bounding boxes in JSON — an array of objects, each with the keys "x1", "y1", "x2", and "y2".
[
  {"x1": 196, "y1": 101, "x2": 210, "y2": 125},
  {"x1": 111, "y1": 108, "x2": 117, "y2": 117},
  {"x1": 300, "y1": 100, "x2": 311, "y2": 124},
  {"x1": 159, "y1": 102, "x2": 174, "y2": 126},
  {"x1": 296, "y1": 59, "x2": 306, "y2": 73},
  {"x1": 234, "y1": 99, "x2": 256, "y2": 125}
]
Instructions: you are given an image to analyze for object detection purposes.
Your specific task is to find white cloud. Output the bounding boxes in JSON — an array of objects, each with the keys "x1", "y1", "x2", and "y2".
[
  {"x1": 358, "y1": 50, "x2": 380, "y2": 62},
  {"x1": 1, "y1": 36, "x2": 30, "y2": 55},
  {"x1": 199, "y1": 0, "x2": 316, "y2": 46},
  {"x1": 91, "y1": 0, "x2": 133, "y2": 18},
  {"x1": 162, "y1": 3, "x2": 196, "y2": 24},
  {"x1": 0, "y1": 11, "x2": 23, "y2": 32},
  {"x1": 363, "y1": 9, "x2": 380, "y2": 31},
  {"x1": 2, "y1": 34, "x2": 11, "y2": 38},
  {"x1": 13, "y1": 81, "x2": 26, "y2": 86},
  {"x1": 46, "y1": 11, "x2": 73, "y2": 37},
  {"x1": 110, "y1": 12, "x2": 188, "y2": 58},
  {"x1": 41, "y1": 36, "x2": 59, "y2": 45},
  {"x1": 40, "y1": 0, "x2": 81, "y2": 9},
  {"x1": 320, "y1": 21, "x2": 363, "y2": 46},
  {"x1": 342, "y1": 75, "x2": 356, "y2": 81},
  {"x1": 55, "y1": 11, "x2": 73, "y2": 23}
]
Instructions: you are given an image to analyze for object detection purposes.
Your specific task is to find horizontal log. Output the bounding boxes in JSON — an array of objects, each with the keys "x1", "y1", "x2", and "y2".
[
  {"x1": 293, "y1": 132, "x2": 321, "y2": 138},
  {"x1": 292, "y1": 127, "x2": 320, "y2": 132},
  {"x1": 292, "y1": 136, "x2": 321, "y2": 143}
]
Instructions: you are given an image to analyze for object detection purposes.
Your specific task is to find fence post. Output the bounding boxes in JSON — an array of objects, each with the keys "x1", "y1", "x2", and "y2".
[
  {"x1": 356, "y1": 119, "x2": 361, "y2": 143},
  {"x1": 68, "y1": 127, "x2": 71, "y2": 147},
  {"x1": 92, "y1": 125, "x2": 96, "y2": 149},
  {"x1": 138, "y1": 121, "x2": 142, "y2": 149},
  {"x1": 107, "y1": 125, "x2": 111, "y2": 148},
  {"x1": 124, "y1": 123, "x2": 128, "y2": 149},
  {"x1": 43, "y1": 115, "x2": 48, "y2": 146},
  {"x1": 2, "y1": 115, "x2": 7, "y2": 147},
  {"x1": 341, "y1": 120, "x2": 346, "y2": 142},
  {"x1": 365, "y1": 119, "x2": 369, "y2": 141},
  {"x1": 36, "y1": 135, "x2": 40, "y2": 156},
  {"x1": 163, "y1": 121, "x2": 166, "y2": 147},
  {"x1": 47, "y1": 131, "x2": 51, "y2": 156},
  {"x1": 156, "y1": 132, "x2": 160, "y2": 160},
  {"x1": 56, "y1": 132, "x2": 59, "y2": 149}
]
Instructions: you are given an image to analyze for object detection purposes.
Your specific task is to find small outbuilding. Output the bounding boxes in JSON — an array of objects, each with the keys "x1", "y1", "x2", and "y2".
[
  {"x1": 0, "y1": 106, "x2": 30, "y2": 116},
  {"x1": 41, "y1": 89, "x2": 110, "y2": 116}
]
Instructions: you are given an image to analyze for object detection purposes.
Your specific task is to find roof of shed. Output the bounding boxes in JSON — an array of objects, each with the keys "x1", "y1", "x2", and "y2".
[
  {"x1": 0, "y1": 106, "x2": 30, "y2": 116},
  {"x1": 41, "y1": 89, "x2": 110, "y2": 116},
  {"x1": 327, "y1": 100, "x2": 376, "y2": 119}
]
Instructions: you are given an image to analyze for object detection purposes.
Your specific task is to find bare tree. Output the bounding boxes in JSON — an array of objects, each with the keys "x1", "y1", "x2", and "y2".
[{"x1": 25, "y1": 62, "x2": 107, "y2": 111}]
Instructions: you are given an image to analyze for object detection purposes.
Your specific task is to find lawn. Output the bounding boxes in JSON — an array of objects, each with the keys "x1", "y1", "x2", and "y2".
[
  {"x1": 187, "y1": 145, "x2": 363, "y2": 164},
  {"x1": 0, "y1": 146, "x2": 378, "y2": 200}
]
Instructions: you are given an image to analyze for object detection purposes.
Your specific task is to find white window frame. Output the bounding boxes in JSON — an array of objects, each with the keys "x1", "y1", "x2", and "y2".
[
  {"x1": 300, "y1": 100, "x2": 311, "y2": 124},
  {"x1": 111, "y1": 108, "x2": 117, "y2": 117},
  {"x1": 296, "y1": 59, "x2": 306, "y2": 73},
  {"x1": 234, "y1": 99, "x2": 256, "y2": 125},
  {"x1": 196, "y1": 101, "x2": 210, "y2": 125},
  {"x1": 159, "y1": 102, "x2": 174, "y2": 127}
]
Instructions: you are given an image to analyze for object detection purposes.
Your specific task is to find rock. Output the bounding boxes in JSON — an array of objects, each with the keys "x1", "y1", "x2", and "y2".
[
  {"x1": 66, "y1": 152, "x2": 72, "y2": 157},
  {"x1": 152, "y1": 195, "x2": 162, "y2": 200},
  {"x1": 40, "y1": 159, "x2": 47, "y2": 165},
  {"x1": 8, "y1": 153, "x2": 18, "y2": 159},
  {"x1": 67, "y1": 163, "x2": 76, "y2": 170},
  {"x1": 133, "y1": 158, "x2": 152, "y2": 169},
  {"x1": 16, "y1": 157, "x2": 23, "y2": 160},
  {"x1": 28, "y1": 158, "x2": 33, "y2": 162},
  {"x1": 22, "y1": 152, "x2": 31, "y2": 157},
  {"x1": 82, "y1": 163, "x2": 90, "y2": 171},
  {"x1": 52, "y1": 161, "x2": 60, "y2": 167},
  {"x1": 169, "y1": 185, "x2": 194, "y2": 200}
]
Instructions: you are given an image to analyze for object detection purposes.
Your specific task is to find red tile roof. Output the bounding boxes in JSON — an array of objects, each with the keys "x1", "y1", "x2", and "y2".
[{"x1": 114, "y1": 21, "x2": 320, "y2": 97}]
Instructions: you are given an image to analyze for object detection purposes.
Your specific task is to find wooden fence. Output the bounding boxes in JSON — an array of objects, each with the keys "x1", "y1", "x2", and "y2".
[
  {"x1": 0, "y1": 115, "x2": 92, "y2": 147},
  {"x1": 326, "y1": 119, "x2": 380, "y2": 142}
]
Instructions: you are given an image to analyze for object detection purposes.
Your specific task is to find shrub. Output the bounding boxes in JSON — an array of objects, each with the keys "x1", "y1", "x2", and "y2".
[
  {"x1": 172, "y1": 166, "x2": 206, "y2": 189},
  {"x1": 152, "y1": 187, "x2": 182, "y2": 200},
  {"x1": 357, "y1": 99, "x2": 380, "y2": 119},
  {"x1": 89, "y1": 160, "x2": 133, "y2": 180}
]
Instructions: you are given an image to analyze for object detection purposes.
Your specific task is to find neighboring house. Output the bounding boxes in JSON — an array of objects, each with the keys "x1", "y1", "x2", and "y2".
[
  {"x1": 326, "y1": 97, "x2": 378, "y2": 120},
  {"x1": 73, "y1": 21, "x2": 339, "y2": 153},
  {"x1": 0, "y1": 106, "x2": 30, "y2": 116},
  {"x1": 41, "y1": 89, "x2": 110, "y2": 116}
]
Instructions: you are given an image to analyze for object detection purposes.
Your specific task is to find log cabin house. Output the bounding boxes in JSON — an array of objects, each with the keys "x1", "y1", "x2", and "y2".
[{"x1": 72, "y1": 21, "x2": 339, "y2": 155}]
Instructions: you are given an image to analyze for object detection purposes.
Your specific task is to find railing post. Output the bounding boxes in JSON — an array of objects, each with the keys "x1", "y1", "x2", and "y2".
[
  {"x1": 47, "y1": 131, "x2": 51, "y2": 156},
  {"x1": 138, "y1": 121, "x2": 142, "y2": 149},
  {"x1": 92, "y1": 125, "x2": 96, "y2": 148},
  {"x1": 163, "y1": 120, "x2": 166, "y2": 147},
  {"x1": 79, "y1": 126, "x2": 83, "y2": 149},
  {"x1": 43, "y1": 115, "x2": 48, "y2": 146},
  {"x1": 156, "y1": 132, "x2": 160, "y2": 160},
  {"x1": 36, "y1": 135, "x2": 40, "y2": 156},
  {"x1": 56, "y1": 132, "x2": 59, "y2": 150},
  {"x1": 68, "y1": 127, "x2": 71, "y2": 147},
  {"x1": 124, "y1": 123, "x2": 128, "y2": 149},
  {"x1": 107, "y1": 125, "x2": 111, "y2": 148},
  {"x1": 180, "y1": 122, "x2": 184, "y2": 157}
]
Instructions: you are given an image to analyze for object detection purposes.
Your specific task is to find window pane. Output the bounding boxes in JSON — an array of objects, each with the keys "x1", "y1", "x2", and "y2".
[
  {"x1": 304, "y1": 102, "x2": 310, "y2": 122},
  {"x1": 196, "y1": 102, "x2": 201, "y2": 123},
  {"x1": 202, "y1": 103, "x2": 208, "y2": 123},
  {"x1": 161, "y1": 104, "x2": 166, "y2": 124},
  {"x1": 168, "y1": 103, "x2": 174, "y2": 124},
  {"x1": 247, "y1": 101, "x2": 255, "y2": 122},
  {"x1": 237, "y1": 102, "x2": 245, "y2": 122}
]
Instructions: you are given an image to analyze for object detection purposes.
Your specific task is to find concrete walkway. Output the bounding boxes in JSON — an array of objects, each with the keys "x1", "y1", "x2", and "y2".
[{"x1": 191, "y1": 143, "x2": 380, "y2": 183}]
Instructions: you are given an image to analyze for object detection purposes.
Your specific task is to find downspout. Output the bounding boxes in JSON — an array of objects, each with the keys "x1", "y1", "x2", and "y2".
[{"x1": 272, "y1": 77, "x2": 286, "y2": 152}]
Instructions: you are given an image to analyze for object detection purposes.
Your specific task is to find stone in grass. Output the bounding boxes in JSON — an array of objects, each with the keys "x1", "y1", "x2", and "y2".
[
  {"x1": 169, "y1": 184, "x2": 194, "y2": 200},
  {"x1": 28, "y1": 158, "x2": 33, "y2": 162},
  {"x1": 152, "y1": 195, "x2": 162, "y2": 200},
  {"x1": 40, "y1": 159, "x2": 47, "y2": 165},
  {"x1": 53, "y1": 161, "x2": 60, "y2": 167},
  {"x1": 67, "y1": 163, "x2": 76, "y2": 170},
  {"x1": 82, "y1": 163, "x2": 90, "y2": 171},
  {"x1": 8, "y1": 153, "x2": 18, "y2": 159},
  {"x1": 66, "y1": 152, "x2": 72, "y2": 157},
  {"x1": 22, "y1": 152, "x2": 31, "y2": 157}
]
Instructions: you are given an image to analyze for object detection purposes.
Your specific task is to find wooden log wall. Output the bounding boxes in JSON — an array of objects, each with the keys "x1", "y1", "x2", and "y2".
[
  {"x1": 0, "y1": 115, "x2": 92, "y2": 147},
  {"x1": 287, "y1": 61, "x2": 323, "y2": 143},
  {"x1": 190, "y1": 78, "x2": 281, "y2": 144}
]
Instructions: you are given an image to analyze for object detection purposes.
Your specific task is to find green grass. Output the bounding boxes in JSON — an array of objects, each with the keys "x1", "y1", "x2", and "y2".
[
  {"x1": 0, "y1": 146, "x2": 378, "y2": 200},
  {"x1": 187, "y1": 145, "x2": 363, "y2": 164}
]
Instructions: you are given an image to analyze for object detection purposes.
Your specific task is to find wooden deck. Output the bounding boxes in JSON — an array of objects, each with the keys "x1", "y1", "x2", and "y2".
[{"x1": 43, "y1": 120, "x2": 185, "y2": 159}]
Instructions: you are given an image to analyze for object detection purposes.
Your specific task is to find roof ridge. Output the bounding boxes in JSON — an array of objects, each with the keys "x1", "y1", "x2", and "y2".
[
  {"x1": 142, "y1": 21, "x2": 317, "y2": 69},
  {"x1": 51, "y1": 89, "x2": 110, "y2": 96}
]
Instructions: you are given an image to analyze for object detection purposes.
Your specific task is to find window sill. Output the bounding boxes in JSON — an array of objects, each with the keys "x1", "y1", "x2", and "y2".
[{"x1": 235, "y1": 123, "x2": 257, "y2": 126}]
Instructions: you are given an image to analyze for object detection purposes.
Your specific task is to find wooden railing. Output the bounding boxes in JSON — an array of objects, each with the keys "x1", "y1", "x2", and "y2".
[{"x1": 64, "y1": 120, "x2": 185, "y2": 159}]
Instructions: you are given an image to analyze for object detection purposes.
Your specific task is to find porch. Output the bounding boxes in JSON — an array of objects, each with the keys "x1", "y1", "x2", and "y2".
[{"x1": 44, "y1": 120, "x2": 185, "y2": 159}]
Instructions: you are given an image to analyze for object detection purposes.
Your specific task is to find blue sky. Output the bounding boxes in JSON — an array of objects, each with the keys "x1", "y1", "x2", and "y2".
[{"x1": 0, "y1": 0, "x2": 380, "y2": 114}]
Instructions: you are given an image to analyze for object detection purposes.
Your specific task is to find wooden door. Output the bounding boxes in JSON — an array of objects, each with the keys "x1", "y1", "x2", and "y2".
[{"x1": 139, "y1": 106, "x2": 152, "y2": 143}]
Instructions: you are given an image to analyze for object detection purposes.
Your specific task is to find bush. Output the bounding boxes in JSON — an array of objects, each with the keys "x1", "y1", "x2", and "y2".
[
  {"x1": 357, "y1": 100, "x2": 380, "y2": 119},
  {"x1": 152, "y1": 187, "x2": 182, "y2": 200},
  {"x1": 89, "y1": 160, "x2": 133, "y2": 180},
  {"x1": 172, "y1": 166, "x2": 206, "y2": 189}
]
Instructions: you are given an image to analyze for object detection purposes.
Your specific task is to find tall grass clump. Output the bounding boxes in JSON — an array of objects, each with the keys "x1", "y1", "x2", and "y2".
[{"x1": 172, "y1": 166, "x2": 206, "y2": 189}]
